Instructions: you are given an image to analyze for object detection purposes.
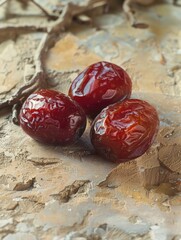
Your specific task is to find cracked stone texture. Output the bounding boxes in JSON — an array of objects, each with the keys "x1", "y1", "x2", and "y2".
[{"x1": 0, "y1": 1, "x2": 181, "y2": 240}]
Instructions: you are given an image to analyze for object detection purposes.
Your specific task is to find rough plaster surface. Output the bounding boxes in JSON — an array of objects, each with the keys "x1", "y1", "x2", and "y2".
[{"x1": 0, "y1": 1, "x2": 181, "y2": 239}]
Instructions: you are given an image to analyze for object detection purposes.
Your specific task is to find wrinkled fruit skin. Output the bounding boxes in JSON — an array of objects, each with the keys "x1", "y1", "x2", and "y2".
[
  {"x1": 19, "y1": 89, "x2": 86, "y2": 145},
  {"x1": 68, "y1": 61, "x2": 132, "y2": 118},
  {"x1": 90, "y1": 99, "x2": 159, "y2": 163}
]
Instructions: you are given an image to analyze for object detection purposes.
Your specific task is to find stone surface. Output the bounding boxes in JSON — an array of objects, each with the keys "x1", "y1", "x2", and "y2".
[{"x1": 0, "y1": 1, "x2": 181, "y2": 240}]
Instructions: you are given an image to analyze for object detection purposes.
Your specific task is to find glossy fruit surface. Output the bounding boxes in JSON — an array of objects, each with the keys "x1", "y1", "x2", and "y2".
[
  {"x1": 68, "y1": 61, "x2": 132, "y2": 118},
  {"x1": 90, "y1": 99, "x2": 159, "y2": 163},
  {"x1": 19, "y1": 89, "x2": 86, "y2": 145}
]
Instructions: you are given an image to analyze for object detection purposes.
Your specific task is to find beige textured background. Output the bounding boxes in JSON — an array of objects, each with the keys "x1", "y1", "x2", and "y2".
[{"x1": 0, "y1": 1, "x2": 181, "y2": 239}]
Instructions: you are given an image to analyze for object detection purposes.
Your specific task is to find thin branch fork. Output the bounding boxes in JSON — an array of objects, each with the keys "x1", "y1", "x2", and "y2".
[
  {"x1": 30, "y1": 0, "x2": 58, "y2": 20},
  {"x1": 0, "y1": 4, "x2": 70, "y2": 114},
  {"x1": 0, "y1": 2, "x2": 100, "y2": 123}
]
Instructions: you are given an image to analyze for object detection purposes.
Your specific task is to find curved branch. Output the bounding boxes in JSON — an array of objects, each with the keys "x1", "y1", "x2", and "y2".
[
  {"x1": 123, "y1": 0, "x2": 151, "y2": 28},
  {"x1": 0, "y1": 33, "x2": 48, "y2": 110},
  {"x1": 0, "y1": 0, "x2": 109, "y2": 123}
]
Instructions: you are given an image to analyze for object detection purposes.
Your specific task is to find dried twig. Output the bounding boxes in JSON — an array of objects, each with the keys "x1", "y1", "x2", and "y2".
[
  {"x1": 30, "y1": 0, "x2": 58, "y2": 20},
  {"x1": 123, "y1": 0, "x2": 135, "y2": 26},
  {"x1": 1, "y1": 1, "x2": 108, "y2": 122},
  {"x1": 123, "y1": 0, "x2": 155, "y2": 28}
]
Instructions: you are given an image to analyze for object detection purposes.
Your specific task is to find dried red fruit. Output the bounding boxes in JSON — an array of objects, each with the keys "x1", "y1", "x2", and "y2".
[
  {"x1": 68, "y1": 61, "x2": 132, "y2": 118},
  {"x1": 90, "y1": 99, "x2": 159, "y2": 163},
  {"x1": 19, "y1": 89, "x2": 86, "y2": 145}
]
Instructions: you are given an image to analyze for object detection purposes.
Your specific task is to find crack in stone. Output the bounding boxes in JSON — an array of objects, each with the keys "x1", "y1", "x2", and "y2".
[{"x1": 28, "y1": 157, "x2": 60, "y2": 166}]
